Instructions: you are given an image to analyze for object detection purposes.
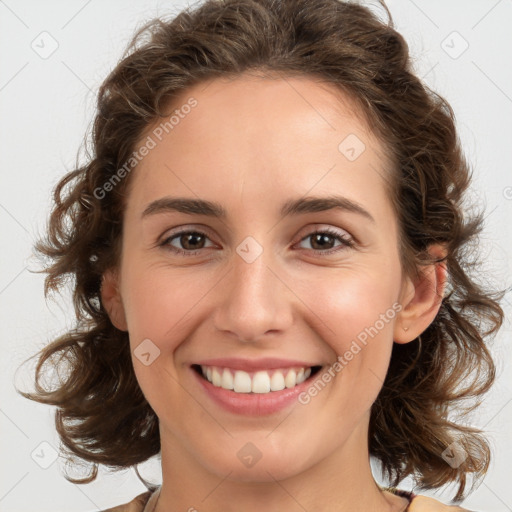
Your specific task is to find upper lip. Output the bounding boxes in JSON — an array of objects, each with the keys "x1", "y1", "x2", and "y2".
[{"x1": 192, "y1": 357, "x2": 320, "y2": 372}]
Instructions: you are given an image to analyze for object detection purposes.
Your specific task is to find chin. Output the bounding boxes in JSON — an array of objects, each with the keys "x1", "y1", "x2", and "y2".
[{"x1": 192, "y1": 435, "x2": 318, "y2": 483}]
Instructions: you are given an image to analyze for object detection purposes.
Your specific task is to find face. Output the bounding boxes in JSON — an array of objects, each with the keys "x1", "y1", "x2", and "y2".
[{"x1": 103, "y1": 73, "x2": 418, "y2": 482}]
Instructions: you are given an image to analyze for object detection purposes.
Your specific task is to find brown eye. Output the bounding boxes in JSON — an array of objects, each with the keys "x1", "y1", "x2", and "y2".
[
  {"x1": 297, "y1": 228, "x2": 354, "y2": 254},
  {"x1": 161, "y1": 230, "x2": 214, "y2": 255},
  {"x1": 178, "y1": 232, "x2": 206, "y2": 250},
  {"x1": 309, "y1": 232, "x2": 336, "y2": 250},
  {"x1": 159, "y1": 227, "x2": 354, "y2": 257}
]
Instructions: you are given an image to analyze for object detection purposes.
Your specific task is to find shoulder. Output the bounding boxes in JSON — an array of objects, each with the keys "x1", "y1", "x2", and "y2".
[
  {"x1": 100, "y1": 491, "x2": 153, "y2": 512},
  {"x1": 410, "y1": 495, "x2": 475, "y2": 511}
]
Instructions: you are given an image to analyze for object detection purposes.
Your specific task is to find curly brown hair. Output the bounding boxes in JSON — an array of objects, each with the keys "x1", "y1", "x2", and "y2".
[{"x1": 19, "y1": 0, "x2": 505, "y2": 501}]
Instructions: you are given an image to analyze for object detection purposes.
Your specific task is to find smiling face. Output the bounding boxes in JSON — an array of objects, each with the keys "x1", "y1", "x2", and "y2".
[{"x1": 101, "y1": 73, "x2": 431, "y2": 484}]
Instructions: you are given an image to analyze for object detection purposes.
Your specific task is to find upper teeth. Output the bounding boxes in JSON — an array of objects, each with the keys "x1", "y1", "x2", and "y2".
[{"x1": 200, "y1": 366, "x2": 312, "y2": 394}]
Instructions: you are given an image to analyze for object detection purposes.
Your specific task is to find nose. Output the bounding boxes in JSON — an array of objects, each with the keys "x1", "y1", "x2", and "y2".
[{"x1": 212, "y1": 240, "x2": 294, "y2": 343}]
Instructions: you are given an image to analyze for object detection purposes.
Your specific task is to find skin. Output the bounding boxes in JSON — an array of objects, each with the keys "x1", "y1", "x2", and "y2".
[{"x1": 101, "y1": 73, "x2": 447, "y2": 512}]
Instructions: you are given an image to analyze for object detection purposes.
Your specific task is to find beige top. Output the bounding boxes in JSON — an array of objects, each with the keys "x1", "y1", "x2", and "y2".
[
  {"x1": 101, "y1": 488, "x2": 159, "y2": 512},
  {"x1": 100, "y1": 487, "x2": 474, "y2": 511}
]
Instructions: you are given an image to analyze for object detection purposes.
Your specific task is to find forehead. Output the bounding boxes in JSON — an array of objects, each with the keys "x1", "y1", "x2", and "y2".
[{"x1": 128, "y1": 73, "x2": 394, "y2": 221}]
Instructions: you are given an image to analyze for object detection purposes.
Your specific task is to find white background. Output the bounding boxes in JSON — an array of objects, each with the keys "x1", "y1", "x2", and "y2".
[{"x1": 0, "y1": 0, "x2": 511, "y2": 511}]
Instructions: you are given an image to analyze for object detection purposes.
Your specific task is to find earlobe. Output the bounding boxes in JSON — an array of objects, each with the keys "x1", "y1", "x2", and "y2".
[
  {"x1": 100, "y1": 268, "x2": 128, "y2": 332},
  {"x1": 394, "y1": 245, "x2": 448, "y2": 344}
]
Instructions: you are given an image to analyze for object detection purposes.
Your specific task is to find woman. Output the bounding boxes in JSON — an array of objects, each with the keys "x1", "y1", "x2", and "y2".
[{"x1": 20, "y1": 0, "x2": 504, "y2": 510}]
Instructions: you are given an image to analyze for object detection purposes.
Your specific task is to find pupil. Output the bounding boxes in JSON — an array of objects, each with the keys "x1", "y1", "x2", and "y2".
[
  {"x1": 183, "y1": 233, "x2": 204, "y2": 250},
  {"x1": 312, "y1": 233, "x2": 334, "y2": 250}
]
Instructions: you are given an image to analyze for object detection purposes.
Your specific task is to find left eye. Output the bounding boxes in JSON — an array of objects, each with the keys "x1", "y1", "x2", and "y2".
[
  {"x1": 296, "y1": 228, "x2": 354, "y2": 253},
  {"x1": 160, "y1": 228, "x2": 354, "y2": 256}
]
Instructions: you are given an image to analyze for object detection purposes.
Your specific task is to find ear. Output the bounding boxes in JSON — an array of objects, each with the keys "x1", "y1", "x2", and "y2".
[
  {"x1": 393, "y1": 244, "x2": 448, "y2": 344},
  {"x1": 100, "y1": 268, "x2": 128, "y2": 332}
]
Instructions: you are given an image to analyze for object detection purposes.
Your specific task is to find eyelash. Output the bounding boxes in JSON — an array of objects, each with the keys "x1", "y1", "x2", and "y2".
[{"x1": 159, "y1": 227, "x2": 355, "y2": 257}]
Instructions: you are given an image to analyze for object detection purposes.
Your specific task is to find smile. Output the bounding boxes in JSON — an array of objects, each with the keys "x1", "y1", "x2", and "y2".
[
  {"x1": 190, "y1": 359, "x2": 324, "y2": 415},
  {"x1": 195, "y1": 365, "x2": 320, "y2": 393}
]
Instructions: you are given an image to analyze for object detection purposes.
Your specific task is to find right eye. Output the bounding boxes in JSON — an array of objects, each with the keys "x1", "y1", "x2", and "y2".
[{"x1": 160, "y1": 229, "x2": 216, "y2": 256}]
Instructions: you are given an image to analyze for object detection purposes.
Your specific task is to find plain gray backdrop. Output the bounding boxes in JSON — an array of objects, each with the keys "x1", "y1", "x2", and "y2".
[{"x1": 1, "y1": 0, "x2": 511, "y2": 511}]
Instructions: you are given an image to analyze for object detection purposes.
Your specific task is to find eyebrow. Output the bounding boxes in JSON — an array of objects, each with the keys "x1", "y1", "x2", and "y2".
[{"x1": 141, "y1": 195, "x2": 375, "y2": 223}]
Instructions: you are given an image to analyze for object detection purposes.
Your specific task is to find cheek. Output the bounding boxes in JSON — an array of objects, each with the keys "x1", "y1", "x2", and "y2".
[
  {"x1": 304, "y1": 269, "x2": 400, "y2": 397},
  {"x1": 306, "y1": 267, "x2": 400, "y2": 343},
  {"x1": 121, "y1": 266, "x2": 212, "y2": 350}
]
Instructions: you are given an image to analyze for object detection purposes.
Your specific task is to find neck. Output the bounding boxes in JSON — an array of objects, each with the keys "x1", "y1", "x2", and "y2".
[{"x1": 154, "y1": 418, "x2": 407, "y2": 512}]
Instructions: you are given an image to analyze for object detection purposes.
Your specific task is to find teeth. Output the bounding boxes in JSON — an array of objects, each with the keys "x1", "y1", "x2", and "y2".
[
  {"x1": 212, "y1": 368, "x2": 222, "y2": 387},
  {"x1": 252, "y1": 371, "x2": 271, "y2": 393},
  {"x1": 199, "y1": 365, "x2": 314, "y2": 394},
  {"x1": 221, "y1": 368, "x2": 234, "y2": 390},
  {"x1": 233, "y1": 371, "x2": 252, "y2": 393},
  {"x1": 285, "y1": 369, "x2": 296, "y2": 388},
  {"x1": 270, "y1": 371, "x2": 285, "y2": 391}
]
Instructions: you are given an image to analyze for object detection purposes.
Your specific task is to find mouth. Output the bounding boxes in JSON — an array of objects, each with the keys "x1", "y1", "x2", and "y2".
[{"x1": 191, "y1": 364, "x2": 323, "y2": 394}]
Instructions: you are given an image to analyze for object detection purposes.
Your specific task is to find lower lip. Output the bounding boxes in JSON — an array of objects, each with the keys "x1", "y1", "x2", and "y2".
[{"x1": 191, "y1": 367, "x2": 318, "y2": 416}]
